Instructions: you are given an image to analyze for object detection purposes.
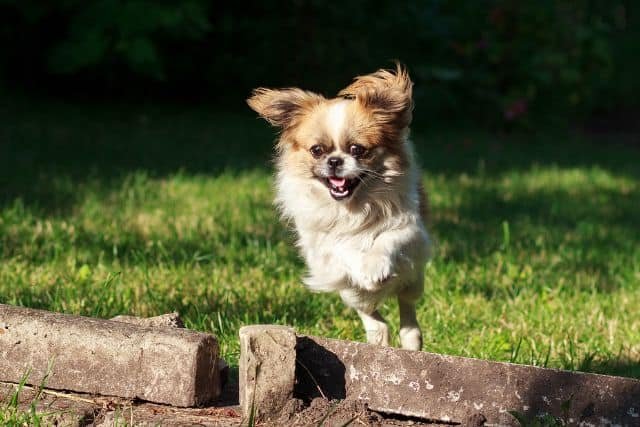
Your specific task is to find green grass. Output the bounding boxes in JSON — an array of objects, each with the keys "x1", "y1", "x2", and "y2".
[
  {"x1": 1, "y1": 96, "x2": 639, "y2": 397},
  {"x1": 0, "y1": 370, "x2": 47, "y2": 426}
]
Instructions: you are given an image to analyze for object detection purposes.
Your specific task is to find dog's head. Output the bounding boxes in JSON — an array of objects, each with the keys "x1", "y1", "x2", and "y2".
[{"x1": 247, "y1": 64, "x2": 413, "y2": 201}]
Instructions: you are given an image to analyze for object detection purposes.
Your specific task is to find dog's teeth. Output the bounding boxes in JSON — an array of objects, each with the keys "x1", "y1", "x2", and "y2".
[
  {"x1": 325, "y1": 175, "x2": 361, "y2": 199},
  {"x1": 331, "y1": 187, "x2": 349, "y2": 197}
]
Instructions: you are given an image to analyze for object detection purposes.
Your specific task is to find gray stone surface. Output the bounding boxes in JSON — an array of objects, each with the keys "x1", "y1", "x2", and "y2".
[
  {"x1": 238, "y1": 325, "x2": 297, "y2": 421},
  {"x1": 0, "y1": 304, "x2": 220, "y2": 407},
  {"x1": 296, "y1": 335, "x2": 640, "y2": 426}
]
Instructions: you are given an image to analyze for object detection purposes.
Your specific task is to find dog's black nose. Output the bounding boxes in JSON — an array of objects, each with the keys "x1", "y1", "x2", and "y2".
[{"x1": 327, "y1": 157, "x2": 343, "y2": 169}]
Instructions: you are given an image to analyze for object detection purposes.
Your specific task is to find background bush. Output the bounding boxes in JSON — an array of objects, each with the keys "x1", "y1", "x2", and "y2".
[{"x1": 0, "y1": 0, "x2": 637, "y2": 126}]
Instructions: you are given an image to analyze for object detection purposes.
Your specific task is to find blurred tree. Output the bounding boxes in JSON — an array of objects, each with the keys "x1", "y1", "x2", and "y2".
[
  {"x1": 0, "y1": 0, "x2": 634, "y2": 126},
  {"x1": 47, "y1": 0, "x2": 211, "y2": 79}
]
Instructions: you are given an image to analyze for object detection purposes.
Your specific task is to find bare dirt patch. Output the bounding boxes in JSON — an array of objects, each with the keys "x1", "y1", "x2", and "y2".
[
  {"x1": 0, "y1": 382, "x2": 242, "y2": 427},
  {"x1": 273, "y1": 397, "x2": 464, "y2": 427}
]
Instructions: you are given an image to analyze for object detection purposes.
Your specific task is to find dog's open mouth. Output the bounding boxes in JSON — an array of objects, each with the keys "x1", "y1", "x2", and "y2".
[{"x1": 324, "y1": 176, "x2": 361, "y2": 200}]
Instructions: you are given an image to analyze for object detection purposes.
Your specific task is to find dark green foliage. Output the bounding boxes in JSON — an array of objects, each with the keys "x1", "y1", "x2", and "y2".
[
  {"x1": 0, "y1": 1, "x2": 636, "y2": 125},
  {"x1": 47, "y1": 1, "x2": 211, "y2": 79},
  {"x1": 0, "y1": 1, "x2": 210, "y2": 80}
]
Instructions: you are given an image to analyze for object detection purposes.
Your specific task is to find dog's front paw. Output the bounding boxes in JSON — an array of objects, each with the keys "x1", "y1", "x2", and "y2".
[{"x1": 351, "y1": 252, "x2": 396, "y2": 291}]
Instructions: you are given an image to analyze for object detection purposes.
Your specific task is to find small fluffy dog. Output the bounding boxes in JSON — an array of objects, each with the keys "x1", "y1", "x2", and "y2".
[{"x1": 247, "y1": 64, "x2": 430, "y2": 350}]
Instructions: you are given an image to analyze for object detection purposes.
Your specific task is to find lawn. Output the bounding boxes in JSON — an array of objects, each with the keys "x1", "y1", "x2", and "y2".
[{"x1": 1, "y1": 95, "x2": 639, "y2": 388}]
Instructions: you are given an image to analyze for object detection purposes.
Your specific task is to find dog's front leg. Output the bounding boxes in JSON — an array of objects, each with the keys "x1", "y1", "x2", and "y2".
[
  {"x1": 356, "y1": 309, "x2": 390, "y2": 346},
  {"x1": 398, "y1": 294, "x2": 422, "y2": 351}
]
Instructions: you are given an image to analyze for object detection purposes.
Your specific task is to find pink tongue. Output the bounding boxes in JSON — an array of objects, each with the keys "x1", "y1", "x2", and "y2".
[{"x1": 329, "y1": 177, "x2": 346, "y2": 187}]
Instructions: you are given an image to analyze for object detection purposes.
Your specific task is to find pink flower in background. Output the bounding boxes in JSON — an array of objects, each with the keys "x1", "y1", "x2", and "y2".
[
  {"x1": 504, "y1": 99, "x2": 528, "y2": 120},
  {"x1": 476, "y1": 36, "x2": 488, "y2": 50}
]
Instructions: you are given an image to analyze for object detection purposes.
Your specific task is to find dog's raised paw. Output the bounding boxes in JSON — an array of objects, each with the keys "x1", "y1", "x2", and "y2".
[{"x1": 351, "y1": 252, "x2": 396, "y2": 291}]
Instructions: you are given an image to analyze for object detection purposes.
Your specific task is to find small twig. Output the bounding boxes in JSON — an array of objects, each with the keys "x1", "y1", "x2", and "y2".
[
  {"x1": 35, "y1": 388, "x2": 97, "y2": 404},
  {"x1": 295, "y1": 359, "x2": 327, "y2": 400}
]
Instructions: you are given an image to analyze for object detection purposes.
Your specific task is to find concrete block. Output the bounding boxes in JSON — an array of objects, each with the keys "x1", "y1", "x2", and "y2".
[
  {"x1": 238, "y1": 325, "x2": 296, "y2": 420},
  {"x1": 296, "y1": 335, "x2": 640, "y2": 425},
  {"x1": 112, "y1": 312, "x2": 229, "y2": 390},
  {"x1": 0, "y1": 304, "x2": 220, "y2": 407}
]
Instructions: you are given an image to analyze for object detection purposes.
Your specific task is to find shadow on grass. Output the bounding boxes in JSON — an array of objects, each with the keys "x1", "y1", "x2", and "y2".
[
  {"x1": 0, "y1": 97, "x2": 275, "y2": 215},
  {"x1": 2, "y1": 96, "x2": 639, "y2": 215},
  {"x1": 413, "y1": 127, "x2": 640, "y2": 181},
  {"x1": 587, "y1": 359, "x2": 640, "y2": 378}
]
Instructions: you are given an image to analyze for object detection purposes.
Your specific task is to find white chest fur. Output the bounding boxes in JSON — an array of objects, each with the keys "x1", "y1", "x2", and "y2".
[{"x1": 275, "y1": 168, "x2": 430, "y2": 301}]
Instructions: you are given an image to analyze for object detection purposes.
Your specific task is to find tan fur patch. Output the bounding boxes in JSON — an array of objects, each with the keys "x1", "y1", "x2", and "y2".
[
  {"x1": 338, "y1": 63, "x2": 413, "y2": 145},
  {"x1": 247, "y1": 88, "x2": 325, "y2": 129}
]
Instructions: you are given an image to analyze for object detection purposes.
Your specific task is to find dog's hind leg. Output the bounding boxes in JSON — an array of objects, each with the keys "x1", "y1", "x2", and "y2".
[
  {"x1": 398, "y1": 295, "x2": 422, "y2": 351},
  {"x1": 356, "y1": 309, "x2": 390, "y2": 347}
]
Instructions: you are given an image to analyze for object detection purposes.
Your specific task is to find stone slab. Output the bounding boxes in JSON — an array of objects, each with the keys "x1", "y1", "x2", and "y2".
[
  {"x1": 296, "y1": 335, "x2": 640, "y2": 426},
  {"x1": 238, "y1": 325, "x2": 296, "y2": 421},
  {"x1": 0, "y1": 304, "x2": 220, "y2": 407},
  {"x1": 111, "y1": 312, "x2": 229, "y2": 390}
]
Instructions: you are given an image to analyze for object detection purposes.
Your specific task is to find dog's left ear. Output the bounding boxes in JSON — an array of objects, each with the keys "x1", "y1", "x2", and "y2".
[
  {"x1": 338, "y1": 63, "x2": 413, "y2": 130},
  {"x1": 247, "y1": 88, "x2": 324, "y2": 129}
]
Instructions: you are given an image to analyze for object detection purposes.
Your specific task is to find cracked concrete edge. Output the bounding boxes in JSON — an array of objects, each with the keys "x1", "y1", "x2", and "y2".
[{"x1": 237, "y1": 325, "x2": 640, "y2": 425}]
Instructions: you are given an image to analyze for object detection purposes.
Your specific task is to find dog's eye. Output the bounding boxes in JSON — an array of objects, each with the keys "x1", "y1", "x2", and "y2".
[
  {"x1": 310, "y1": 145, "x2": 324, "y2": 158},
  {"x1": 349, "y1": 144, "x2": 366, "y2": 157}
]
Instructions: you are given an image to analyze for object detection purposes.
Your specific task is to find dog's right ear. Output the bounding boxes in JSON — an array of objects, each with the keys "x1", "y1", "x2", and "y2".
[
  {"x1": 247, "y1": 88, "x2": 324, "y2": 128},
  {"x1": 338, "y1": 63, "x2": 413, "y2": 131}
]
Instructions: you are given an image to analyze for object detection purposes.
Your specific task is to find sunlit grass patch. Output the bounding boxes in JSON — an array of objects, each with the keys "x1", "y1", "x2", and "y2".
[{"x1": 1, "y1": 103, "x2": 639, "y2": 380}]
